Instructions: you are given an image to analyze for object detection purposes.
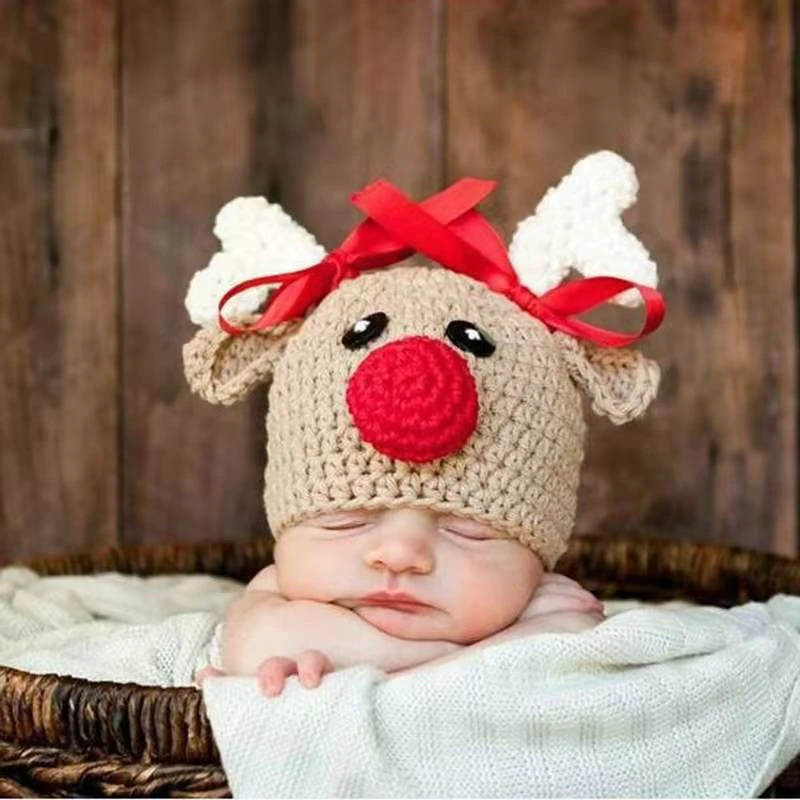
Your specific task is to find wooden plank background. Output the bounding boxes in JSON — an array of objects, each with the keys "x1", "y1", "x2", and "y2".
[{"x1": 0, "y1": 0, "x2": 795, "y2": 562}]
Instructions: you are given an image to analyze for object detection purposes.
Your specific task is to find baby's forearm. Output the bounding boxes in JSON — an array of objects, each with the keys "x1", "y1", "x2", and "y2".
[
  {"x1": 389, "y1": 620, "x2": 519, "y2": 678},
  {"x1": 390, "y1": 611, "x2": 602, "y2": 678},
  {"x1": 222, "y1": 597, "x2": 462, "y2": 675}
]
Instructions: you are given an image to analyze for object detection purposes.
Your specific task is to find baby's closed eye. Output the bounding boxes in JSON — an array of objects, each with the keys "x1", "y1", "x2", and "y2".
[
  {"x1": 313, "y1": 511, "x2": 377, "y2": 530},
  {"x1": 438, "y1": 516, "x2": 503, "y2": 541}
]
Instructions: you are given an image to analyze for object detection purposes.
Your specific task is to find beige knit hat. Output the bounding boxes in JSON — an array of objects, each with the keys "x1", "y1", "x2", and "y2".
[{"x1": 182, "y1": 152, "x2": 664, "y2": 570}]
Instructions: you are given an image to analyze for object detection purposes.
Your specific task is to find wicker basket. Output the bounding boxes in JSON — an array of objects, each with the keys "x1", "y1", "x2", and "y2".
[{"x1": 1, "y1": 533, "x2": 799, "y2": 798}]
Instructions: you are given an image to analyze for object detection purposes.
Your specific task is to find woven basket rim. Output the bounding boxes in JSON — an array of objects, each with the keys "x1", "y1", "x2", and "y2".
[
  {"x1": 15, "y1": 530, "x2": 800, "y2": 574},
  {"x1": 1, "y1": 532, "x2": 799, "y2": 789}
]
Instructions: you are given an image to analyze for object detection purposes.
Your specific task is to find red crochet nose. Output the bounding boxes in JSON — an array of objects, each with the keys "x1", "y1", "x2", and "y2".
[{"x1": 345, "y1": 336, "x2": 479, "y2": 463}]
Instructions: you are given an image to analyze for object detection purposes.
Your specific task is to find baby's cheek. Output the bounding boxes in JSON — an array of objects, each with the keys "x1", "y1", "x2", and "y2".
[
  {"x1": 274, "y1": 541, "x2": 350, "y2": 603},
  {"x1": 273, "y1": 547, "x2": 320, "y2": 599},
  {"x1": 450, "y1": 574, "x2": 527, "y2": 643},
  {"x1": 276, "y1": 569, "x2": 330, "y2": 602}
]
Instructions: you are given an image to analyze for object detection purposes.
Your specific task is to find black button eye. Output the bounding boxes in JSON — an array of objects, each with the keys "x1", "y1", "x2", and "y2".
[
  {"x1": 342, "y1": 312, "x2": 389, "y2": 350},
  {"x1": 445, "y1": 320, "x2": 496, "y2": 358}
]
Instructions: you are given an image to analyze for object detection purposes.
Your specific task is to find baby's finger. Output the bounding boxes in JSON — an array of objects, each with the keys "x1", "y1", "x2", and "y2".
[
  {"x1": 534, "y1": 587, "x2": 602, "y2": 606},
  {"x1": 535, "y1": 583, "x2": 600, "y2": 602},
  {"x1": 535, "y1": 581, "x2": 603, "y2": 606},
  {"x1": 297, "y1": 650, "x2": 334, "y2": 689},
  {"x1": 521, "y1": 583, "x2": 604, "y2": 619},
  {"x1": 194, "y1": 665, "x2": 225, "y2": 686},
  {"x1": 523, "y1": 593, "x2": 603, "y2": 618},
  {"x1": 539, "y1": 576, "x2": 603, "y2": 602},
  {"x1": 257, "y1": 656, "x2": 298, "y2": 697},
  {"x1": 538, "y1": 576, "x2": 601, "y2": 600},
  {"x1": 539, "y1": 573, "x2": 586, "y2": 589}
]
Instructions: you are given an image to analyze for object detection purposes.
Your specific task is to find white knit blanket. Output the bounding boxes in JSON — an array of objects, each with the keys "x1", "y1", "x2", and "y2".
[
  {"x1": 202, "y1": 598, "x2": 800, "y2": 798},
  {"x1": 0, "y1": 565, "x2": 237, "y2": 685},
  {"x1": 1, "y1": 566, "x2": 800, "y2": 797}
]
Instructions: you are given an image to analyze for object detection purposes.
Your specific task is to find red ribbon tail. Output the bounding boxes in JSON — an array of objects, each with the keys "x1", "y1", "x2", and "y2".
[
  {"x1": 539, "y1": 277, "x2": 666, "y2": 348},
  {"x1": 217, "y1": 261, "x2": 336, "y2": 335}
]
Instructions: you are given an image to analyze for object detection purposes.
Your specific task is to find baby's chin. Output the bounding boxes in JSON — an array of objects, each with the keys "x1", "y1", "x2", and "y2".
[{"x1": 354, "y1": 605, "x2": 485, "y2": 644}]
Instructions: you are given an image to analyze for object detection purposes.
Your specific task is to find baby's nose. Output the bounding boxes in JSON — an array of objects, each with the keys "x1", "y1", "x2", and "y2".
[{"x1": 366, "y1": 535, "x2": 435, "y2": 575}]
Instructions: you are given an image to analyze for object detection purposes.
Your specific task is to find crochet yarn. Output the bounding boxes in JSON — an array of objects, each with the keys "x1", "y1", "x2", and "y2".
[
  {"x1": 263, "y1": 266, "x2": 586, "y2": 570},
  {"x1": 345, "y1": 336, "x2": 479, "y2": 464},
  {"x1": 183, "y1": 154, "x2": 664, "y2": 571}
]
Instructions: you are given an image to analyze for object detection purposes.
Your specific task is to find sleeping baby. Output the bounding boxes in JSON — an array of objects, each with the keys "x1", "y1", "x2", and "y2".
[
  {"x1": 196, "y1": 507, "x2": 604, "y2": 695},
  {"x1": 182, "y1": 155, "x2": 663, "y2": 697}
]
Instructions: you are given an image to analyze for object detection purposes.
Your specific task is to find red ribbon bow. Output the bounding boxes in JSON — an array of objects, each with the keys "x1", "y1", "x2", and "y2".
[{"x1": 218, "y1": 178, "x2": 665, "y2": 348}]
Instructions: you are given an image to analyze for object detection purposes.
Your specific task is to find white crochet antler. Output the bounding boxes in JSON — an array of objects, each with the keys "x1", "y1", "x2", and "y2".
[
  {"x1": 185, "y1": 197, "x2": 327, "y2": 327},
  {"x1": 508, "y1": 151, "x2": 658, "y2": 307}
]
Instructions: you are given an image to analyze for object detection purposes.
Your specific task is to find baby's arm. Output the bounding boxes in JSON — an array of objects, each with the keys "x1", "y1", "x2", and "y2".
[
  {"x1": 389, "y1": 573, "x2": 605, "y2": 678},
  {"x1": 220, "y1": 565, "x2": 462, "y2": 677},
  {"x1": 518, "y1": 573, "x2": 605, "y2": 620}
]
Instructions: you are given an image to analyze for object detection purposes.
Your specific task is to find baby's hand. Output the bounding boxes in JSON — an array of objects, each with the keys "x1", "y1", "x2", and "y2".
[
  {"x1": 256, "y1": 649, "x2": 335, "y2": 697},
  {"x1": 389, "y1": 576, "x2": 604, "y2": 679},
  {"x1": 193, "y1": 651, "x2": 336, "y2": 698},
  {"x1": 485, "y1": 575, "x2": 604, "y2": 642},
  {"x1": 519, "y1": 573, "x2": 605, "y2": 622},
  {"x1": 194, "y1": 664, "x2": 226, "y2": 686}
]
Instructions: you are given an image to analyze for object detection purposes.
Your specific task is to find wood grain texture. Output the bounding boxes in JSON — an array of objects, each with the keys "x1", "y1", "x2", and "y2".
[
  {"x1": 0, "y1": 0, "x2": 795, "y2": 560},
  {"x1": 0, "y1": 0, "x2": 118, "y2": 560},
  {"x1": 447, "y1": 0, "x2": 796, "y2": 555},
  {"x1": 121, "y1": 0, "x2": 443, "y2": 547},
  {"x1": 272, "y1": 0, "x2": 443, "y2": 247},
  {"x1": 121, "y1": 0, "x2": 281, "y2": 546}
]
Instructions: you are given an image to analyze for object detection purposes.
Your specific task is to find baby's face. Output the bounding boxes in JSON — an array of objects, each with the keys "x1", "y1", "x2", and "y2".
[{"x1": 272, "y1": 507, "x2": 544, "y2": 644}]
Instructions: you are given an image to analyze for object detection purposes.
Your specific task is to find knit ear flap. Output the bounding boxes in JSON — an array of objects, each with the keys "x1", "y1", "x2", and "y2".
[
  {"x1": 182, "y1": 318, "x2": 302, "y2": 406},
  {"x1": 554, "y1": 332, "x2": 660, "y2": 425}
]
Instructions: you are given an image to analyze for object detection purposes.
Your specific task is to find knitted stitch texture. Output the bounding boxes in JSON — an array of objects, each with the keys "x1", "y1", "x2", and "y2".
[
  {"x1": 183, "y1": 155, "x2": 665, "y2": 571},
  {"x1": 270, "y1": 266, "x2": 586, "y2": 569},
  {"x1": 186, "y1": 264, "x2": 658, "y2": 570}
]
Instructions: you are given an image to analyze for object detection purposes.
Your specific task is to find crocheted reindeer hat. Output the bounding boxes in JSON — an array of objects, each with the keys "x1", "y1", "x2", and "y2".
[{"x1": 182, "y1": 151, "x2": 665, "y2": 570}]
